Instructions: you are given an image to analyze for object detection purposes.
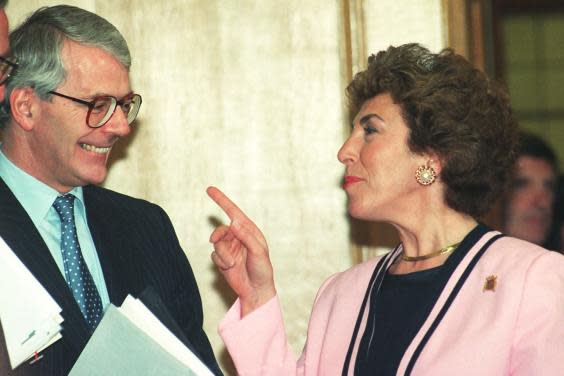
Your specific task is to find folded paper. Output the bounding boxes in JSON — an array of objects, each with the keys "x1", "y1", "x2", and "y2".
[
  {"x1": 0, "y1": 236, "x2": 63, "y2": 369},
  {"x1": 70, "y1": 296, "x2": 214, "y2": 375}
]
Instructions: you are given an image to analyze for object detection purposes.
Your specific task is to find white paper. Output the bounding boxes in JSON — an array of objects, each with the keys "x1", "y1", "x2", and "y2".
[
  {"x1": 69, "y1": 305, "x2": 196, "y2": 375},
  {"x1": 119, "y1": 296, "x2": 214, "y2": 376},
  {"x1": 0, "y1": 236, "x2": 63, "y2": 369}
]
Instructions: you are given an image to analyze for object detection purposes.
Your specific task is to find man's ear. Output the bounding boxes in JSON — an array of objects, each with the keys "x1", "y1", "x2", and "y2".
[{"x1": 9, "y1": 87, "x2": 40, "y2": 131}]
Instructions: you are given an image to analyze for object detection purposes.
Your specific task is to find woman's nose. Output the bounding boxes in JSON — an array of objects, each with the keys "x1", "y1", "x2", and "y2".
[{"x1": 338, "y1": 135, "x2": 357, "y2": 165}]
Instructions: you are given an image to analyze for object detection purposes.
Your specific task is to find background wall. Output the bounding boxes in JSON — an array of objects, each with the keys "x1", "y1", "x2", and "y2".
[
  {"x1": 501, "y1": 12, "x2": 564, "y2": 169},
  {"x1": 7, "y1": 1, "x2": 445, "y2": 373}
]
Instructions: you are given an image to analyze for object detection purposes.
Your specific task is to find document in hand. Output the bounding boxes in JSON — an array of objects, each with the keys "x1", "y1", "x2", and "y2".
[
  {"x1": 0, "y1": 236, "x2": 63, "y2": 370},
  {"x1": 69, "y1": 295, "x2": 215, "y2": 376}
]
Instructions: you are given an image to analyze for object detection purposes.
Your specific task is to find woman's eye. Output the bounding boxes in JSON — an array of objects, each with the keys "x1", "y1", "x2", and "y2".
[{"x1": 363, "y1": 125, "x2": 377, "y2": 135}]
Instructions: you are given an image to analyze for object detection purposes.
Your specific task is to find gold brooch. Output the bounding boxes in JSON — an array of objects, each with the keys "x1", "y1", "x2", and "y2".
[{"x1": 483, "y1": 275, "x2": 497, "y2": 292}]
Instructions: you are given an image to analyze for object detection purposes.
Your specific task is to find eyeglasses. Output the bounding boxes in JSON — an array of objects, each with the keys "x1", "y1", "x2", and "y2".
[
  {"x1": 0, "y1": 56, "x2": 18, "y2": 85},
  {"x1": 48, "y1": 91, "x2": 142, "y2": 128}
]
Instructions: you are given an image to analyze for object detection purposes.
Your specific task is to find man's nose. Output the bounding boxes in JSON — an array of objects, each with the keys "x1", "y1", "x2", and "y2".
[{"x1": 103, "y1": 107, "x2": 131, "y2": 137}]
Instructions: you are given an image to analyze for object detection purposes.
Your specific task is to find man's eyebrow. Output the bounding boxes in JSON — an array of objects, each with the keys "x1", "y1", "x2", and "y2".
[{"x1": 85, "y1": 91, "x2": 134, "y2": 100}]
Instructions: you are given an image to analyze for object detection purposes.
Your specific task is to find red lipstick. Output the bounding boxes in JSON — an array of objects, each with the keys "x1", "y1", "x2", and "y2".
[{"x1": 343, "y1": 176, "x2": 363, "y2": 189}]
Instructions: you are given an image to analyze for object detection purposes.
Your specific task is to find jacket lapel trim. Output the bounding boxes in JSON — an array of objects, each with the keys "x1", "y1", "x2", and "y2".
[
  {"x1": 403, "y1": 232, "x2": 504, "y2": 375},
  {"x1": 341, "y1": 245, "x2": 402, "y2": 375}
]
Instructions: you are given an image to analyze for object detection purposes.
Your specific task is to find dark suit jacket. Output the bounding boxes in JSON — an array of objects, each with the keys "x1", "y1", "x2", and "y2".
[{"x1": 0, "y1": 180, "x2": 222, "y2": 375}]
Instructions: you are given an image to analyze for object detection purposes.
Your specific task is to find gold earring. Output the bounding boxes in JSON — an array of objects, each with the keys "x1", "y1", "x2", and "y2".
[{"x1": 415, "y1": 161, "x2": 436, "y2": 186}]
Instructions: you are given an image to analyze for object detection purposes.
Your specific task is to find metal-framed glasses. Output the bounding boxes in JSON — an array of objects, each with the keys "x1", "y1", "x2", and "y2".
[
  {"x1": 48, "y1": 91, "x2": 142, "y2": 128},
  {"x1": 0, "y1": 56, "x2": 18, "y2": 85}
]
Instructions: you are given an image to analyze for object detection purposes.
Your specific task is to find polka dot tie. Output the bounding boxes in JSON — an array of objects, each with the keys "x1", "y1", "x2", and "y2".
[{"x1": 53, "y1": 194, "x2": 103, "y2": 332}]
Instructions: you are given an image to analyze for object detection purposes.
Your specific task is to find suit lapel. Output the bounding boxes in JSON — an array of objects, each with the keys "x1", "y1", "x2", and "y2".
[
  {"x1": 0, "y1": 178, "x2": 90, "y2": 357},
  {"x1": 83, "y1": 186, "x2": 128, "y2": 305}
]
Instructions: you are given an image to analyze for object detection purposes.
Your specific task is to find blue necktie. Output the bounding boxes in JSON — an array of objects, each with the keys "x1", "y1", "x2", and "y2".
[{"x1": 53, "y1": 194, "x2": 103, "y2": 331}]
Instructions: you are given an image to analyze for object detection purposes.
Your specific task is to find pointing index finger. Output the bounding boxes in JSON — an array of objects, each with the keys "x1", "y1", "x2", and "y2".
[{"x1": 206, "y1": 186, "x2": 248, "y2": 222}]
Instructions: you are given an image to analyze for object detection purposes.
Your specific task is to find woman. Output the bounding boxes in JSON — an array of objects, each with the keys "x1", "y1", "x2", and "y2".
[{"x1": 207, "y1": 43, "x2": 564, "y2": 375}]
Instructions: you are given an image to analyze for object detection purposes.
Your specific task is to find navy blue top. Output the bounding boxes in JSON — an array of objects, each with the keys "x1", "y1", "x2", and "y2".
[
  {"x1": 353, "y1": 224, "x2": 489, "y2": 375},
  {"x1": 354, "y1": 266, "x2": 442, "y2": 375}
]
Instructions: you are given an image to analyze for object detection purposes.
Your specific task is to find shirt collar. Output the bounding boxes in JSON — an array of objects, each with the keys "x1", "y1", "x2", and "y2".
[{"x1": 0, "y1": 148, "x2": 84, "y2": 225}]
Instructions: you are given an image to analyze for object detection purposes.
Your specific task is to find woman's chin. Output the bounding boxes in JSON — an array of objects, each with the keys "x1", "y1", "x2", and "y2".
[
  {"x1": 347, "y1": 201, "x2": 388, "y2": 222},
  {"x1": 347, "y1": 203, "x2": 372, "y2": 221}
]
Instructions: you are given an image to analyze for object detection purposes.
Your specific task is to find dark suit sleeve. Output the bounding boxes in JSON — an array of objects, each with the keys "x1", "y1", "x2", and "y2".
[
  {"x1": 85, "y1": 186, "x2": 223, "y2": 375},
  {"x1": 139, "y1": 205, "x2": 223, "y2": 375}
]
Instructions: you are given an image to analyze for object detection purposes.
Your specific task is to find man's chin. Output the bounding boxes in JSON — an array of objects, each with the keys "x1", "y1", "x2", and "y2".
[{"x1": 79, "y1": 170, "x2": 108, "y2": 187}]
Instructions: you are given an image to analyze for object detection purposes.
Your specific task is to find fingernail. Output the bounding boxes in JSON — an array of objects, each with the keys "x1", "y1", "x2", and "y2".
[{"x1": 232, "y1": 220, "x2": 241, "y2": 230}]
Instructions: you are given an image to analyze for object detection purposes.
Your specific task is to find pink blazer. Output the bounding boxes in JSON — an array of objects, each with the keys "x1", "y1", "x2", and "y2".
[{"x1": 219, "y1": 230, "x2": 564, "y2": 375}]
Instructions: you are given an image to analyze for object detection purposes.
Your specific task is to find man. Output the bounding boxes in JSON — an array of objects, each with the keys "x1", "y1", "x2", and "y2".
[
  {"x1": 0, "y1": 5, "x2": 222, "y2": 375},
  {"x1": 503, "y1": 131, "x2": 558, "y2": 246},
  {"x1": 0, "y1": 0, "x2": 12, "y2": 103}
]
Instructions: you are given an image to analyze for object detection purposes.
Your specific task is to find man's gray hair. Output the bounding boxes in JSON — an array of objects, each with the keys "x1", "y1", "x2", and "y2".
[{"x1": 0, "y1": 5, "x2": 131, "y2": 127}]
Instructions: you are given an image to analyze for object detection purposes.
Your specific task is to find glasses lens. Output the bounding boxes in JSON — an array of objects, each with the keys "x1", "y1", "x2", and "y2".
[
  {"x1": 121, "y1": 94, "x2": 142, "y2": 124},
  {"x1": 124, "y1": 94, "x2": 142, "y2": 125},
  {"x1": 87, "y1": 96, "x2": 116, "y2": 128}
]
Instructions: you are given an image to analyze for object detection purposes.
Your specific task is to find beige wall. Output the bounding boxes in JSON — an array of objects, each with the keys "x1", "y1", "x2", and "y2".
[
  {"x1": 364, "y1": 0, "x2": 445, "y2": 54},
  {"x1": 6, "y1": 1, "x2": 445, "y2": 373}
]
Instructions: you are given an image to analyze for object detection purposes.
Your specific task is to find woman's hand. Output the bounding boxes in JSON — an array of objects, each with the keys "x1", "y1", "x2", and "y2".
[{"x1": 207, "y1": 186, "x2": 276, "y2": 316}]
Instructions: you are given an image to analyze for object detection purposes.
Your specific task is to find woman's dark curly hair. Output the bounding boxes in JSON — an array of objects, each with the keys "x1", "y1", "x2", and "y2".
[{"x1": 346, "y1": 43, "x2": 518, "y2": 217}]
